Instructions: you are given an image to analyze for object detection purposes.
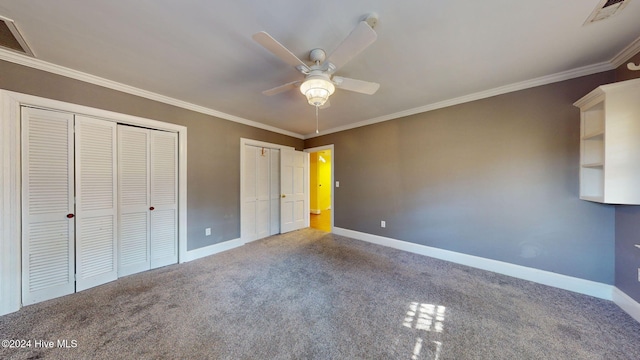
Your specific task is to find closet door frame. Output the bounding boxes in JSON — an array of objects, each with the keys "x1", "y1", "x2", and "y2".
[{"x1": 0, "y1": 90, "x2": 187, "y2": 316}]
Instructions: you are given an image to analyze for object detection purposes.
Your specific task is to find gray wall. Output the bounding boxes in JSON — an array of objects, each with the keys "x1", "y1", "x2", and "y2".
[
  {"x1": 306, "y1": 72, "x2": 616, "y2": 284},
  {"x1": 614, "y1": 52, "x2": 640, "y2": 302},
  {"x1": 0, "y1": 60, "x2": 304, "y2": 251},
  {"x1": 615, "y1": 206, "x2": 640, "y2": 301}
]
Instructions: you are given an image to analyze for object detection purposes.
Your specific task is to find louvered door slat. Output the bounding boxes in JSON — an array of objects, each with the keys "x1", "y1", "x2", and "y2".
[
  {"x1": 75, "y1": 116, "x2": 118, "y2": 291},
  {"x1": 150, "y1": 131, "x2": 178, "y2": 269},
  {"x1": 21, "y1": 107, "x2": 75, "y2": 305},
  {"x1": 118, "y1": 125, "x2": 151, "y2": 276}
]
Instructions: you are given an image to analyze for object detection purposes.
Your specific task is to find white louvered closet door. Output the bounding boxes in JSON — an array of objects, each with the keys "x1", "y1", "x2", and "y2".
[
  {"x1": 149, "y1": 130, "x2": 178, "y2": 269},
  {"x1": 118, "y1": 125, "x2": 151, "y2": 277},
  {"x1": 75, "y1": 116, "x2": 118, "y2": 291},
  {"x1": 21, "y1": 107, "x2": 75, "y2": 305}
]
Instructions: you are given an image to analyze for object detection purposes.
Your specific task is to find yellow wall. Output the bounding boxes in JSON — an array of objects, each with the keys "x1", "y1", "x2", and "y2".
[
  {"x1": 310, "y1": 150, "x2": 331, "y2": 213},
  {"x1": 310, "y1": 153, "x2": 319, "y2": 212},
  {"x1": 318, "y1": 151, "x2": 331, "y2": 211}
]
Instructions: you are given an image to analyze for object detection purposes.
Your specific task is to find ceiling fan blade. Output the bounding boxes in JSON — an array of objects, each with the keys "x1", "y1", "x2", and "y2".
[
  {"x1": 262, "y1": 81, "x2": 300, "y2": 96},
  {"x1": 333, "y1": 76, "x2": 380, "y2": 95},
  {"x1": 326, "y1": 21, "x2": 377, "y2": 71},
  {"x1": 252, "y1": 31, "x2": 309, "y2": 70}
]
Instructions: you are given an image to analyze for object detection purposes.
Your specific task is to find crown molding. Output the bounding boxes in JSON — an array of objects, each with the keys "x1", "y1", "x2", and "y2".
[
  {"x1": 3, "y1": 34, "x2": 637, "y2": 142},
  {"x1": 304, "y1": 61, "x2": 614, "y2": 139},
  {"x1": 0, "y1": 49, "x2": 304, "y2": 139},
  {"x1": 610, "y1": 35, "x2": 640, "y2": 68}
]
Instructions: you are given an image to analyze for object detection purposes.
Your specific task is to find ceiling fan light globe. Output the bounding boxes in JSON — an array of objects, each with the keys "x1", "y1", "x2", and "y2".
[{"x1": 300, "y1": 77, "x2": 335, "y2": 106}]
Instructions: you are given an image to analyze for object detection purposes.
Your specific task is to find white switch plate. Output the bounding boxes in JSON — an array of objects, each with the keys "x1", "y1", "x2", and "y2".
[
  {"x1": 381, "y1": 220, "x2": 386, "y2": 228},
  {"x1": 205, "y1": 228, "x2": 211, "y2": 236},
  {"x1": 335, "y1": 181, "x2": 340, "y2": 188}
]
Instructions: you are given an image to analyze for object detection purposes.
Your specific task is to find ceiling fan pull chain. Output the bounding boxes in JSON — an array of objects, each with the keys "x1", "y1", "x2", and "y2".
[{"x1": 315, "y1": 105, "x2": 319, "y2": 134}]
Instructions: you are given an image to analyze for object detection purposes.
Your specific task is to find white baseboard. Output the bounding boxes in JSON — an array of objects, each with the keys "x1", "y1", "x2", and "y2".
[
  {"x1": 333, "y1": 227, "x2": 614, "y2": 300},
  {"x1": 182, "y1": 238, "x2": 244, "y2": 262},
  {"x1": 612, "y1": 287, "x2": 640, "y2": 323}
]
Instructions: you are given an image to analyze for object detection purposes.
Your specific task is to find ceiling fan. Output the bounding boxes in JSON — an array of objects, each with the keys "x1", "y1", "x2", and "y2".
[{"x1": 252, "y1": 14, "x2": 381, "y2": 109}]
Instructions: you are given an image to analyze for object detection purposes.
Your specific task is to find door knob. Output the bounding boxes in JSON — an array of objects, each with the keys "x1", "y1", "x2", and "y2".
[
  {"x1": 281, "y1": 194, "x2": 286, "y2": 198},
  {"x1": 66, "y1": 213, "x2": 74, "y2": 219},
  {"x1": 150, "y1": 206, "x2": 155, "y2": 211}
]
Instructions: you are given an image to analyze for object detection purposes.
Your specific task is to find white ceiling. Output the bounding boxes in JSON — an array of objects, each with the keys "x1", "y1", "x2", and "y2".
[{"x1": 0, "y1": 1, "x2": 639, "y2": 138}]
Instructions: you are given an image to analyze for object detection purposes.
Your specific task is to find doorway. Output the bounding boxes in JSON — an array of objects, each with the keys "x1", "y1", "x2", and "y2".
[
  {"x1": 306, "y1": 145, "x2": 334, "y2": 232},
  {"x1": 240, "y1": 139, "x2": 309, "y2": 243}
]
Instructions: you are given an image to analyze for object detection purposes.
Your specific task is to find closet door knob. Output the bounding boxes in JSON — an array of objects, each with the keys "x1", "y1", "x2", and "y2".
[
  {"x1": 66, "y1": 213, "x2": 74, "y2": 219},
  {"x1": 149, "y1": 207, "x2": 155, "y2": 211}
]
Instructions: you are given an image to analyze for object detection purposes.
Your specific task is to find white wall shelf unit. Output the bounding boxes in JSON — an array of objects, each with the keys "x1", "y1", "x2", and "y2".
[{"x1": 574, "y1": 78, "x2": 640, "y2": 205}]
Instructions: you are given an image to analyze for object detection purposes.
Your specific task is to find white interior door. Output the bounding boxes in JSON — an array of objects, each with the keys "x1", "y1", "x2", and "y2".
[
  {"x1": 21, "y1": 107, "x2": 75, "y2": 305},
  {"x1": 118, "y1": 125, "x2": 150, "y2": 277},
  {"x1": 149, "y1": 130, "x2": 178, "y2": 269},
  {"x1": 75, "y1": 116, "x2": 118, "y2": 291},
  {"x1": 280, "y1": 149, "x2": 309, "y2": 233}
]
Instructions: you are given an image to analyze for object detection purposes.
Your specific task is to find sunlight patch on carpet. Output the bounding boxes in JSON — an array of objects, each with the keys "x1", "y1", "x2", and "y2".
[{"x1": 403, "y1": 302, "x2": 446, "y2": 360}]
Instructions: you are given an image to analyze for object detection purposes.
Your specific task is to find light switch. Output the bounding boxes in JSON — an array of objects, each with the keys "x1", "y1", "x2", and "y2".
[{"x1": 335, "y1": 181, "x2": 340, "y2": 188}]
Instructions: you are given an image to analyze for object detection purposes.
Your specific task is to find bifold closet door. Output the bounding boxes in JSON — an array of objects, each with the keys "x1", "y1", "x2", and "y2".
[
  {"x1": 149, "y1": 130, "x2": 178, "y2": 269},
  {"x1": 243, "y1": 145, "x2": 279, "y2": 242},
  {"x1": 74, "y1": 116, "x2": 118, "y2": 291},
  {"x1": 118, "y1": 126, "x2": 151, "y2": 277},
  {"x1": 243, "y1": 145, "x2": 258, "y2": 242},
  {"x1": 118, "y1": 125, "x2": 178, "y2": 276},
  {"x1": 22, "y1": 107, "x2": 75, "y2": 305},
  {"x1": 269, "y1": 149, "x2": 280, "y2": 236}
]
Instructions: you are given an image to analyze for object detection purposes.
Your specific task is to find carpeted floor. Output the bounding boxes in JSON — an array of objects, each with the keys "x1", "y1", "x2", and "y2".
[{"x1": 1, "y1": 228, "x2": 640, "y2": 359}]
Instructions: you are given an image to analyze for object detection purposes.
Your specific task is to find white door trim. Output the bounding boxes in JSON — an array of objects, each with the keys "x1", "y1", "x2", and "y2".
[
  {"x1": 0, "y1": 89, "x2": 188, "y2": 315},
  {"x1": 304, "y1": 145, "x2": 335, "y2": 232},
  {"x1": 240, "y1": 138, "x2": 294, "y2": 243}
]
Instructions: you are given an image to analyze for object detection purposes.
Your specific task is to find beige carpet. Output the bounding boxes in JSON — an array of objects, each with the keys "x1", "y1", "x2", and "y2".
[{"x1": 1, "y1": 228, "x2": 639, "y2": 359}]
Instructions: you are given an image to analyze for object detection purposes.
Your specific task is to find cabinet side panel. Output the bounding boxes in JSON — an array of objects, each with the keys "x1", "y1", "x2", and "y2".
[{"x1": 604, "y1": 88, "x2": 640, "y2": 204}]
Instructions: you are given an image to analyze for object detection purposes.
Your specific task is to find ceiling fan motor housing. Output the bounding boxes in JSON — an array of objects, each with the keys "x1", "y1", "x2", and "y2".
[{"x1": 309, "y1": 48, "x2": 326, "y2": 63}]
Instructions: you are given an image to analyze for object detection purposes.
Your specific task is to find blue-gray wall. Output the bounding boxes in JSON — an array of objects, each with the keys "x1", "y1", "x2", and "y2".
[
  {"x1": 613, "y1": 51, "x2": 640, "y2": 302},
  {"x1": 615, "y1": 206, "x2": 640, "y2": 302},
  {"x1": 306, "y1": 72, "x2": 616, "y2": 283}
]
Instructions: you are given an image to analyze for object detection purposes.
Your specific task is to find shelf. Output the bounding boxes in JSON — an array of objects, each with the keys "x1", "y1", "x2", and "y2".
[
  {"x1": 581, "y1": 162, "x2": 603, "y2": 168},
  {"x1": 580, "y1": 195, "x2": 605, "y2": 203},
  {"x1": 575, "y1": 78, "x2": 640, "y2": 205},
  {"x1": 581, "y1": 131, "x2": 604, "y2": 140}
]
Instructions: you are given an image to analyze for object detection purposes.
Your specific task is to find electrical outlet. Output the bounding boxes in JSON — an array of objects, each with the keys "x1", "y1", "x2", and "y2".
[
  {"x1": 381, "y1": 220, "x2": 386, "y2": 228},
  {"x1": 335, "y1": 181, "x2": 340, "y2": 188},
  {"x1": 205, "y1": 228, "x2": 211, "y2": 236}
]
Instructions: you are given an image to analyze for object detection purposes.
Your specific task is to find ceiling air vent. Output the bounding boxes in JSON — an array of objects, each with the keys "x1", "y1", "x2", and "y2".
[
  {"x1": 0, "y1": 15, "x2": 34, "y2": 56},
  {"x1": 584, "y1": 0, "x2": 630, "y2": 24}
]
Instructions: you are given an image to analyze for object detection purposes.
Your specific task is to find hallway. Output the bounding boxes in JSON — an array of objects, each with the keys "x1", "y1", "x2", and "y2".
[{"x1": 310, "y1": 209, "x2": 331, "y2": 232}]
